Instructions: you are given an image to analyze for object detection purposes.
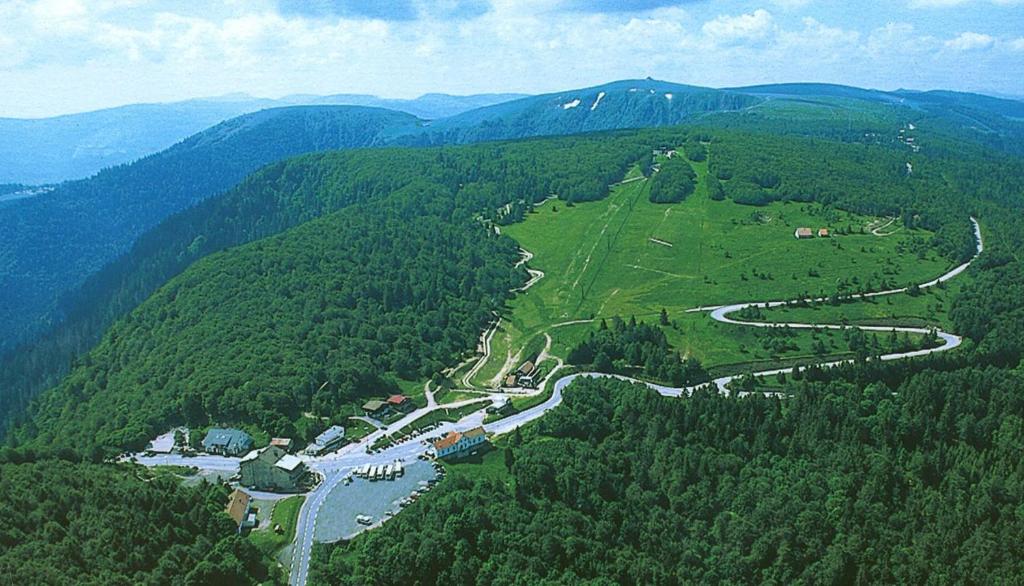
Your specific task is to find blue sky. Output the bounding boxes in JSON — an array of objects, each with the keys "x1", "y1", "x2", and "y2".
[{"x1": 0, "y1": 0, "x2": 1021, "y2": 117}]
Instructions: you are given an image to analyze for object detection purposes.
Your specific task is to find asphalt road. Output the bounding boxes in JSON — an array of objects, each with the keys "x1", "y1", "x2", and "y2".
[{"x1": 185, "y1": 217, "x2": 985, "y2": 586}]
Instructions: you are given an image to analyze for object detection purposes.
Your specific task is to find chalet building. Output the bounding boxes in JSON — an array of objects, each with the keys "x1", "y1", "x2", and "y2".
[
  {"x1": 386, "y1": 394, "x2": 414, "y2": 413},
  {"x1": 517, "y1": 361, "x2": 538, "y2": 388},
  {"x1": 202, "y1": 428, "x2": 253, "y2": 456},
  {"x1": 504, "y1": 374, "x2": 518, "y2": 388},
  {"x1": 818, "y1": 228, "x2": 830, "y2": 238},
  {"x1": 305, "y1": 425, "x2": 346, "y2": 456},
  {"x1": 240, "y1": 445, "x2": 306, "y2": 492},
  {"x1": 363, "y1": 400, "x2": 390, "y2": 419},
  {"x1": 432, "y1": 426, "x2": 487, "y2": 460},
  {"x1": 226, "y1": 488, "x2": 255, "y2": 531},
  {"x1": 794, "y1": 227, "x2": 813, "y2": 239}
]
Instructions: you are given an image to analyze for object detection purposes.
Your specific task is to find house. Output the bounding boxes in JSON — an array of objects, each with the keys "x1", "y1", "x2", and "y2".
[
  {"x1": 202, "y1": 428, "x2": 254, "y2": 456},
  {"x1": 240, "y1": 445, "x2": 307, "y2": 492},
  {"x1": 386, "y1": 394, "x2": 414, "y2": 413},
  {"x1": 794, "y1": 227, "x2": 813, "y2": 239},
  {"x1": 818, "y1": 228, "x2": 830, "y2": 238},
  {"x1": 432, "y1": 426, "x2": 488, "y2": 460},
  {"x1": 504, "y1": 374, "x2": 518, "y2": 388},
  {"x1": 517, "y1": 361, "x2": 538, "y2": 388},
  {"x1": 305, "y1": 425, "x2": 346, "y2": 456},
  {"x1": 270, "y1": 437, "x2": 294, "y2": 452},
  {"x1": 226, "y1": 488, "x2": 254, "y2": 530},
  {"x1": 363, "y1": 400, "x2": 390, "y2": 419}
]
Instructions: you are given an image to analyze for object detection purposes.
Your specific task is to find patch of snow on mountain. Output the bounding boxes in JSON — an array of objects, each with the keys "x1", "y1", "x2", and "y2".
[
  {"x1": 590, "y1": 92, "x2": 606, "y2": 111},
  {"x1": 562, "y1": 98, "x2": 581, "y2": 109},
  {"x1": 665, "y1": 93, "x2": 673, "y2": 100}
]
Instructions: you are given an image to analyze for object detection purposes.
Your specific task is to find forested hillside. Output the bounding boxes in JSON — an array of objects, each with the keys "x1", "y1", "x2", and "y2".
[
  {"x1": 311, "y1": 370, "x2": 1024, "y2": 585},
  {"x1": 9, "y1": 122, "x2": 1024, "y2": 448},
  {"x1": 399, "y1": 79, "x2": 761, "y2": 146},
  {"x1": 10, "y1": 133, "x2": 653, "y2": 454},
  {"x1": 0, "y1": 455, "x2": 269, "y2": 584},
  {"x1": 0, "y1": 106, "x2": 419, "y2": 354}
]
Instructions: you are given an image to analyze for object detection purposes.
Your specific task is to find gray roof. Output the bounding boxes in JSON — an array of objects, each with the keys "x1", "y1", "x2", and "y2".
[
  {"x1": 202, "y1": 428, "x2": 253, "y2": 452},
  {"x1": 314, "y1": 425, "x2": 345, "y2": 446}
]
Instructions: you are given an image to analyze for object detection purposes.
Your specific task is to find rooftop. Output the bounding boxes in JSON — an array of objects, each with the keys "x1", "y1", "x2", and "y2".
[
  {"x1": 363, "y1": 400, "x2": 387, "y2": 411},
  {"x1": 432, "y1": 431, "x2": 462, "y2": 451},
  {"x1": 276, "y1": 454, "x2": 304, "y2": 472},
  {"x1": 226, "y1": 489, "x2": 251, "y2": 526},
  {"x1": 203, "y1": 428, "x2": 253, "y2": 450},
  {"x1": 314, "y1": 425, "x2": 345, "y2": 446},
  {"x1": 387, "y1": 394, "x2": 410, "y2": 405}
]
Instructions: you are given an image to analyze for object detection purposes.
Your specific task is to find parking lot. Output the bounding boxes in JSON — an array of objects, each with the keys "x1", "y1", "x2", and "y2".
[{"x1": 313, "y1": 460, "x2": 438, "y2": 542}]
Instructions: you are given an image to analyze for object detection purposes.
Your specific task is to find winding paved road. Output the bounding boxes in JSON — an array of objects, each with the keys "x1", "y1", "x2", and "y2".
[{"x1": 283, "y1": 217, "x2": 982, "y2": 585}]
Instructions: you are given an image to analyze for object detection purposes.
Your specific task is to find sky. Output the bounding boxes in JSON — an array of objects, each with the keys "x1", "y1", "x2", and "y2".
[{"x1": 0, "y1": 0, "x2": 1022, "y2": 118}]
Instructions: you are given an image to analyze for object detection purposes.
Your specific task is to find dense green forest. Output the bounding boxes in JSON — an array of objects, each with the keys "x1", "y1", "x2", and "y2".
[
  {"x1": 8, "y1": 133, "x2": 654, "y2": 454},
  {"x1": 0, "y1": 454, "x2": 269, "y2": 584},
  {"x1": 0, "y1": 106, "x2": 419, "y2": 355},
  {"x1": 311, "y1": 369, "x2": 1024, "y2": 585},
  {"x1": 567, "y1": 317, "x2": 707, "y2": 386},
  {"x1": 9, "y1": 122, "x2": 1024, "y2": 450},
  {"x1": 4, "y1": 115, "x2": 1024, "y2": 585},
  {"x1": 648, "y1": 155, "x2": 697, "y2": 203}
]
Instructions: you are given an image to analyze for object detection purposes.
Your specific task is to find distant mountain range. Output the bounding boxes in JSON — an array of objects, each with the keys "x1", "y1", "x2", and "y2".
[
  {"x1": 396, "y1": 79, "x2": 761, "y2": 145},
  {"x1": 0, "y1": 105, "x2": 419, "y2": 351},
  {"x1": 0, "y1": 92, "x2": 525, "y2": 185}
]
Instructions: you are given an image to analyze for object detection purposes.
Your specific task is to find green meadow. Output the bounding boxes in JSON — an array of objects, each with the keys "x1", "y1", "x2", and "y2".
[
  {"x1": 473, "y1": 157, "x2": 952, "y2": 386},
  {"x1": 751, "y1": 281, "x2": 960, "y2": 331}
]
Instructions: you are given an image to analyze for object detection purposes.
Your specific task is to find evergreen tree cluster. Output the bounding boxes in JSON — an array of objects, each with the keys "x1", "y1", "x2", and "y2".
[
  {"x1": 311, "y1": 369, "x2": 1024, "y2": 585},
  {"x1": 568, "y1": 317, "x2": 707, "y2": 386},
  {"x1": 0, "y1": 455, "x2": 269, "y2": 585},
  {"x1": 648, "y1": 156, "x2": 697, "y2": 203}
]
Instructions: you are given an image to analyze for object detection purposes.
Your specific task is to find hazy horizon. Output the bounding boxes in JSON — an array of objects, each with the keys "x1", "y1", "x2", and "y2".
[{"x1": 2, "y1": 0, "x2": 1023, "y2": 118}]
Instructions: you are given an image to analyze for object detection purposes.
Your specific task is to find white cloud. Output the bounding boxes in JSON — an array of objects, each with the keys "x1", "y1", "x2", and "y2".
[
  {"x1": 702, "y1": 9, "x2": 774, "y2": 44},
  {"x1": 0, "y1": 0, "x2": 1022, "y2": 117},
  {"x1": 945, "y1": 31, "x2": 995, "y2": 50}
]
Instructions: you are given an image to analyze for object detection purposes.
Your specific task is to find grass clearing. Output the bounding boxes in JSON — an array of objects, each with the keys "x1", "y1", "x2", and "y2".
[
  {"x1": 473, "y1": 155, "x2": 952, "y2": 384},
  {"x1": 248, "y1": 495, "x2": 305, "y2": 556},
  {"x1": 442, "y1": 445, "x2": 512, "y2": 485}
]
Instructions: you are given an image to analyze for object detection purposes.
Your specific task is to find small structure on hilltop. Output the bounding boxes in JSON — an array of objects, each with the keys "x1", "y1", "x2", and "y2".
[
  {"x1": 305, "y1": 425, "x2": 346, "y2": 456},
  {"x1": 240, "y1": 445, "x2": 307, "y2": 492},
  {"x1": 202, "y1": 428, "x2": 253, "y2": 456},
  {"x1": 386, "y1": 394, "x2": 414, "y2": 413},
  {"x1": 818, "y1": 228, "x2": 830, "y2": 238},
  {"x1": 794, "y1": 227, "x2": 813, "y2": 239},
  {"x1": 226, "y1": 488, "x2": 255, "y2": 532},
  {"x1": 363, "y1": 400, "x2": 390, "y2": 419},
  {"x1": 432, "y1": 426, "x2": 488, "y2": 460}
]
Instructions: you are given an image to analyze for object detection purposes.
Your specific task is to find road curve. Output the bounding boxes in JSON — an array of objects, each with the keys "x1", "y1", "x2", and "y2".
[
  {"x1": 288, "y1": 218, "x2": 983, "y2": 583},
  {"x1": 494, "y1": 217, "x2": 984, "y2": 433}
]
